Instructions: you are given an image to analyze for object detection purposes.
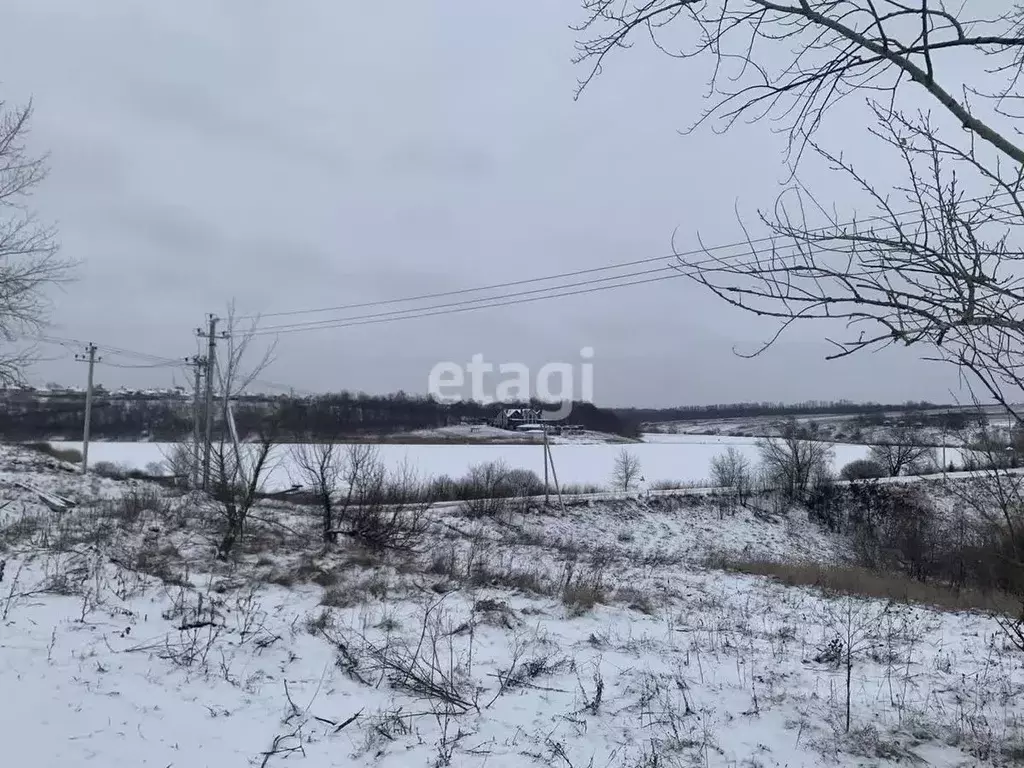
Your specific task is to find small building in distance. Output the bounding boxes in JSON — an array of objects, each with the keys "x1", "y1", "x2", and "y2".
[{"x1": 494, "y1": 407, "x2": 543, "y2": 431}]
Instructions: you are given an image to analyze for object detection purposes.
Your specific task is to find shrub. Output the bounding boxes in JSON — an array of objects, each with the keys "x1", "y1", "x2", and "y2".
[
  {"x1": 840, "y1": 458, "x2": 886, "y2": 481},
  {"x1": 105, "y1": 485, "x2": 173, "y2": 526},
  {"x1": 561, "y1": 483, "x2": 604, "y2": 495},
  {"x1": 757, "y1": 421, "x2": 834, "y2": 499},
  {"x1": 93, "y1": 461, "x2": 129, "y2": 480},
  {"x1": 336, "y1": 457, "x2": 432, "y2": 552},
  {"x1": 463, "y1": 460, "x2": 515, "y2": 518},
  {"x1": 709, "y1": 447, "x2": 753, "y2": 499},
  {"x1": 504, "y1": 467, "x2": 544, "y2": 496}
]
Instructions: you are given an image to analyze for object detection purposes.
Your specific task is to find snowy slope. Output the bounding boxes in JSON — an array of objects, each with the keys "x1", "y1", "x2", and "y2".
[{"x1": 1, "y1": 444, "x2": 1022, "y2": 767}]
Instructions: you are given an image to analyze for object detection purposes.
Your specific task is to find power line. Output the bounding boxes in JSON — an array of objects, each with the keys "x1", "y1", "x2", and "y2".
[
  {"x1": 238, "y1": 254, "x2": 680, "y2": 322},
  {"x1": 250, "y1": 271, "x2": 685, "y2": 337},
  {"x1": 237, "y1": 189, "x2": 1024, "y2": 325},
  {"x1": 251, "y1": 264, "x2": 676, "y2": 335},
  {"x1": 30, "y1": 334, "x2": 185, "y2": 367},
  {"x1": 246, "y1": 197, "x2": 1024, "y2": 337},
  {"x1": 96, "y1": 360, "x2": 183, "y2": 370}
]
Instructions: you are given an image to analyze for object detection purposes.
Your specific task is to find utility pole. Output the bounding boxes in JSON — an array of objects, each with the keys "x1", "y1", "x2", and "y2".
[
  {"x1": 197, "y1": 315, "x2": 227, "y2": 490},
  {"x1": 74, "y1": 343, "x2": 100, "y2": 474},
  {"x1": 543, "y1": 428, "x2": 550, "y2": 505},
  {"x1": 185, "y1": 355, "x2": 206, "y2": 488},
  {"x1": 542, "y1": 424, "x2": 565, "y2": 513},
  {"x1": 941, "y1": 426, "x2": 947, "y2": 484}
]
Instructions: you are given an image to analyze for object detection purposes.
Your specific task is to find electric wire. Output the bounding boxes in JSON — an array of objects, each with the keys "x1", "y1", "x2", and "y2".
[{"x1": 236, "y1": 189, "x2": 1024, "y2": 327}]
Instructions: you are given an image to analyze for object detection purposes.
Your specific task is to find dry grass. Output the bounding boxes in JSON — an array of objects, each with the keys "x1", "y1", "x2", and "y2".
[
  {"x1": 562, "y1": 581, "x2": 607, "y2": 616},
  {"x1": 0, "y1": 513, "x2": 41, "y2": 549},
  {"x1": 708, "y1": 555, "x2": 1021, "y2": 616},
  {"x1": 133, "y1": 541, "x2": 188, "y2": 585},
  {"x1": 24, "y1": 441, "x2": 82, "y2": 464},
  {"x1": 320, "y1": 571, "x2": 392, "y2": 607},
  {"x1": 613, "y1": 586, "x2": 660, "y2": 615},
  {"x1": 104, "y1": 485, "x2": 173, "y2": 526}
]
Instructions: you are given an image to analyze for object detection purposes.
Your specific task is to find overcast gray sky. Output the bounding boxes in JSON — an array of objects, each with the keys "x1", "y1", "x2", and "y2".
[{"x1": 0, "y1": 0, "x2": 972, "y2": 407}]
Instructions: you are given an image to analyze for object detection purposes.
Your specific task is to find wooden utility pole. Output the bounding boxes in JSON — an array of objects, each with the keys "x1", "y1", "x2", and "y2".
[
  {"x1": 197, "y1": 315, "x2": 227, "y2": 490},
  {"x1": 543, "y1": 428, "x2": 550, "y2": 505},
  {"x1": 185, "y1": 355, "x2": 206, "y2": 488},
  {"x1": 542, "y1": 425, "x2": 565, "y2": 513},
  {"x1": 74, "y1": 343, "x2": 100, "y2": 474}
]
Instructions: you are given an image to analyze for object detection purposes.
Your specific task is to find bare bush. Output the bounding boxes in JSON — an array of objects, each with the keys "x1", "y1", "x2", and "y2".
[
  {"x1": 332, "y1": 446, "x2": 431, "y2": 552},
  {"x1": 818, "y1": 598, "x2": 904, "y2": 733},
  {"x1": 757, "y1": 421, "x2": 834, "y2": 500},
  {"x1": 291, "y1": 440, "x2": 343, "y2": 544},
  {"x1": 840, "y1": 459, "x2": 887, "y2": 482},
  {"x1": 462, "y1": 460, "x2": 514, "y2": 518},
  {"x1": 321, "y1": 598, "x2": 476, "y2": 715},
  {"x1": 159, "y1": 442, "x2": 197, "y2": 487},
  {"x1": 709, "y1": 446, "x2": 752, "y2": 502},
  {"x1": 91, "y1": 461, "x2": 129, "y2": 480},
  {"x1": 105, "y1": 485, "x2": 172, "y2": 527},
  {"x1": 870, "y1": 427, "x2": 935, "y2": 477},
  {"x1": 206, "y1": 305, "x2": 280, "y2": 559},
  {"x1": 211, "y1": 420, "x2": 280, "y2": 559}
]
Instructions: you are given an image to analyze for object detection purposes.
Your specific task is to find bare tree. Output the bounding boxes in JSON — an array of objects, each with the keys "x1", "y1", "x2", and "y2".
[
  {"x1": 708, "y1": 446, "x2": 753, "y2": 502},
  {"x1": 214, "y1": 302, "x2": 276, "y2": 409},
  {"x1": 869, "y1": 426, "x2": 936, "y2": 476},
  {"x1": 757, "y1": 420, "x2": 834, "y2": 499},
  {"x1": 0, "y1": 99, "x2": 72, "y2": 383},
  {"x1": 291, "y1": 440, "x2": 343, "y2": 544},
  {"x1": 212, "y1": 416, "x2": 280, "y2": 559},
  {"x1": 611, "y1": 448, "x2": 642, "y2": 492},
  {"x1": 573, "y1": 3, "x2": 1024, "y2": 414},
  {"x1": 208, "y1": 304, "x2": 279, "y2": 558}
]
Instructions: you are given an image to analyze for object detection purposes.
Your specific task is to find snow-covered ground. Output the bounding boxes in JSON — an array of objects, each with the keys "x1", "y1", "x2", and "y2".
[
  {"x1": 49, "y1": 436, "x2": 874, "y2": 492},
  {"x1": 405, "y1": 424, "x2": 631, "y2": 444},
  {"x1": 645, "y1": 412, "x2": 998, "y2": 449},
  {"x1": 1, "y1": 440, "x2": 1023, "y2": 767}
]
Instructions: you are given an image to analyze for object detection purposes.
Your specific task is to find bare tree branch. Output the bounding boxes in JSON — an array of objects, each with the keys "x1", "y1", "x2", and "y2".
[
  {"x1": 0, "y1": 99, "x2": 74, "y2": 383},
  {"x1": 573, "y1": 1, "x2": 1024, "y2": 167}
]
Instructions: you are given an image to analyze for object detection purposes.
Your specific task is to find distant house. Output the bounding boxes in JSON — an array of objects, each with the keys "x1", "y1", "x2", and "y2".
[{"x1": 494, "y1": 407, "x2": 543, "y2": 430}]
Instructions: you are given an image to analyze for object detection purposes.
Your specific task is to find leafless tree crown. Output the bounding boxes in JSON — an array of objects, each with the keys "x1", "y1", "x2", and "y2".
[
  {"x1": 0, "y1": 99, "x2": 72, "y2": 383},
  {"x1": 573, "y1": 2, "x2": 1024, "y2": 411}
]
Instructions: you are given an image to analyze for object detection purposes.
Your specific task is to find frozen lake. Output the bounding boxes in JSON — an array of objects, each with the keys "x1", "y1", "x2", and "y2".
[{"x1": 50, "y1": 435, "x2": 874, "y2": 492}]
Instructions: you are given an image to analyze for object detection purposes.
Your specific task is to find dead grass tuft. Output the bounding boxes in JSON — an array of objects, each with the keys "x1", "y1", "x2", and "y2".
[
  {"x1": 320, "y1": 571, "x2": 392, "y2": 608},
  {"x1": 708, "y1": 555, "x2": 1020, "y2": 615},
  {"x1": 104, "y1": 485, "x2": 173, "y2": 527},
  {"x1": 562, "y1": 581, "x2": 607, "y2": 617},
  {"x1": 614, "y1": 586, "x2": 660, "y2": 615},
  {"x1": 0, "y1": 513, "x2": 42, "y2": 549},
  {"x1": 133, "y1": 542, "x2": 188, "y2": 585}
]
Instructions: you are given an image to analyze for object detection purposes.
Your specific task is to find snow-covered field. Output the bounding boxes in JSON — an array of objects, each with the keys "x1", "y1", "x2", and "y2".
[
  {"x1": 2, "y1": 440, "x2": 1023, "y2": 767},
  {"x1": 49, "y1": 435, "x2": 874, "y2": 492}
]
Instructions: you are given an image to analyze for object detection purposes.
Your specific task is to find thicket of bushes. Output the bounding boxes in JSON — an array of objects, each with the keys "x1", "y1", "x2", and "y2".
[
  {"x1": 701, "y1": 424, "x2": 1024, "y2": 608},
  {"x1": 805, "y1": 480, "x2": 1024, "y2": 598}
]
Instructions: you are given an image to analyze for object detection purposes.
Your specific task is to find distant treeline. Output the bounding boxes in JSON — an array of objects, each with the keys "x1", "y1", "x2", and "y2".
[
  {"x1": 613, "y1": 399, "x2": 947, "y2": 426},
  {"x1": 0, "y1": 391, "x2": 633, "y2": 441}
]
